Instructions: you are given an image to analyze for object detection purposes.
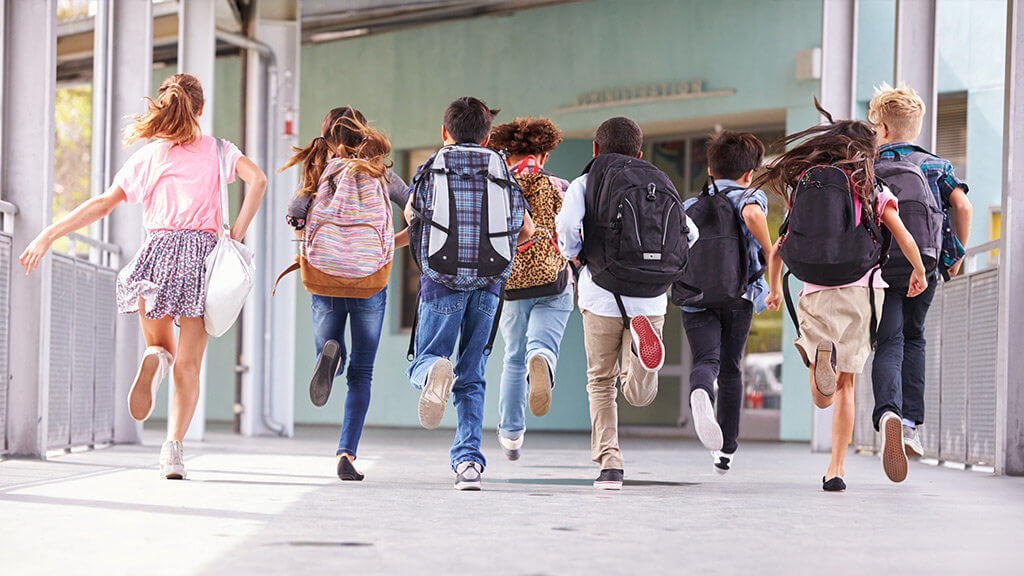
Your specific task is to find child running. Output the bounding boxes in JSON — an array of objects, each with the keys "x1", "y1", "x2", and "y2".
[
  {"x1": 404, "y1": 97, "x2": 534, "y2": 490},
  {"x1": 20, "y1": 74, "x2": 267, "y2": 479},
  {"x1": 556, "y1": 117, "x2": 698, "y2": 490},
  {"x1": 673, "y1": 131, "x2": 774, "y2": 474},
  {"x1": 488, "y1": 117, "x2": 573, "y2": 461},
  {"x1": 280, "y1": 107, "x2": 404, "y2": 481},
  {"x1": 761, "y1": 101, "x2": 927, "y2": 491},
  {"x1": 868, "y1": 83, "x2": 972, "y2": 468}
]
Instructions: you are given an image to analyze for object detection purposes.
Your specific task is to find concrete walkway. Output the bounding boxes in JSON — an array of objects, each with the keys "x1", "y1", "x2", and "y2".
[{"x1": 1, "y1": 425, "x2": 1022, "y2": 575}]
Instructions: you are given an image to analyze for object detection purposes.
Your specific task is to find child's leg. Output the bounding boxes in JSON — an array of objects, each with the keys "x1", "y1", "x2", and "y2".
[
  {"x1": 899, "y1": 282, "x2": 937, "y2": 427},
  {"x1": 312, "y1": 295, "x2": 348, "y2": 379},
  {"x1": 497, "y1": 298, "x2": 531, "y2": 440},
  {"x1": 406, "y1": 293, "x2": 465, "y2": 389},
  {"x1": 524, "y1": 289, "x2": 574, "y2": 376},
  {"x1": 620, "y1": 315, "x2": 665, "y2": 407},
  {"x1": 681, "y1": 308, "x2": 722, "y2": 400},
  {"x1": 448, "y1": 289, "x2": 499, "y2": 471},
  {"x1": 336, "y1": 290, "x2": 386, "y2": 459},
  {"x1": 581, "y1": 311, "x2": 626, "y2": 470},
  {"x1": 717, "y1": 300, "x2": 754, "y2": 454},
  {"x1": 870, "y1": 288, "x2": 905, "y2": 430},
  {"x1": 826, "y1": 372, "x2": 856, "y2": 479},
  {"x1": 167, "y1": 317, "x2": 209, "y2": 442}
]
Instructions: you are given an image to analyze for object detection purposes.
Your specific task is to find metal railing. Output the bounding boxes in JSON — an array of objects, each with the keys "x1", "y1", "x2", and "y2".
[
  {"x1": 46, "y1": 232, "x2": 120, "y2": 451},
  {"x1": 853, "y1": 240, "x2": 1002, "y2": 467},
  {"x1": 0, "y1": 200, "x2": 15, "y2": 454}
]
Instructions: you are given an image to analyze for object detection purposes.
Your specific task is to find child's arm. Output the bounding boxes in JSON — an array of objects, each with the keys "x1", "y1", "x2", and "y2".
[
  {"x1": 394, "y1": 227, "x2": 409, "y2": 249},
  {"x1": 948, "y1": 187, "x2": 972, "y2": 275},
  {"x1": 20, "y1": 185, "x2": 127, "y2": 275},
  {"x1": 516, "y1": 211, "x2": 536, "y2": 245},
  {"x1": 231, "y1": 156, "x2": 268, "y2": 241},
  {"x1": 764, "y1": 238, "x2": 784, "y2": 311},
  {"x1": 881, "y1": 205, "x2": 928, "y2": 297},
  {"x1": 741, "y1": 203, "x2": 773, "y2": 264},
  {"x1": 404, "y1": 196, "x2": 415, "y2": 225}
]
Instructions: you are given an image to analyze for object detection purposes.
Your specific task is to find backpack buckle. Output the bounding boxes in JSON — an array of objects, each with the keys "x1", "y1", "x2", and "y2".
[{"x1": 646, "y1": 182, "x2": 657, "y2": 200}]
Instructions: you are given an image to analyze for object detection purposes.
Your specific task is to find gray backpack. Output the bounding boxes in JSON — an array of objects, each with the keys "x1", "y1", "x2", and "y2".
[{"x1": 875, "y1": 149, "x2": 943, "y2": 290}]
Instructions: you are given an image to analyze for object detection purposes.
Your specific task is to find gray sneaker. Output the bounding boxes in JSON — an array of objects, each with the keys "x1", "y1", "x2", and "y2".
[
  {"x1": 418, "y1": 358, "x2": 454, "y2": 430},
  {"x1": 159, "y1": 440, "x2": 186, "y2": 480},
  {"x1": 903, "y1": 425, "x2": 924, "y2": 458},
  {"x1": 454, "y1": 461, "x2": 482, "y2": 491},
  {"x1": 497, "y1": 434, "x2": 523, "y2": 461}
]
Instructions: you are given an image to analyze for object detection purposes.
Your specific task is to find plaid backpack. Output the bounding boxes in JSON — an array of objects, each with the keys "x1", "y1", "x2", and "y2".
[{"x1": 407, "y1": 144, "x2": 526, "y2": 291}]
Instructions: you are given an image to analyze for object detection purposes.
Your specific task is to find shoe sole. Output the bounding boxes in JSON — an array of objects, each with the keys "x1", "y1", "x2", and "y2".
[
  {"x1": 162, "y1": 468, "x2": 186, "y2": 480},
  {"x1": 713, "y1": 465, "x2": 729, "y2": 476},
  {"x1": 630, "y1": 317, "x2": 664, "y2": 372},
  {"x1": 418, "y1": 359, "x2": 454, "y2": 430},
  {"x1": 691, "y1": 390, "x2": 724, "y2": 451},
  {"x1": 503, "y1": 449, "x2": 521, "y2": 461},
  {"x1": 310, "y1": 340, "x2": 340, "y2": 407},
  {"x1": 882, "y1": 416, "x2": 908, "y2": 482},
  {"x1": 814, "y1": 342, "x2": 837, "y2": 398},
  {"x1": 128, "y1": 354, "x2": 161, "y2": 422},
  {"x1": 455, "y1": 481, "x2": 481, "y2": 491},
  {"x1": 528, "y1": 355, "x2": 552, "y2": 417},
  {"x1": 594, "y1": 481, "x2": 622, "y2": 491}
]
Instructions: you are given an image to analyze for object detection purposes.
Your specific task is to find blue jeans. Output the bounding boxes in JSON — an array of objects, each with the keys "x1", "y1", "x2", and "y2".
[
  {"x1": 311, "y1": 289, "x2": 387, "y2": 458},
  {"x1": 406, "y1": 288, "x2": 499, "y2": 471},
  {"x1": 497, "y1": 287, "x2": 573, "y2": 440},
  {"x1": 871, "y1": 282, "x2": 937, "y2": 429}
]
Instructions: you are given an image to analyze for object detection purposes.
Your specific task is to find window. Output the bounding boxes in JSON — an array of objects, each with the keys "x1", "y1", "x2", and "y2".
[
  {"x1": 398, "y1": 147, "x2": 438, "y2": 329},
  {"x1": 936, "y1": 91, "x2": 968, "y2": 179}
]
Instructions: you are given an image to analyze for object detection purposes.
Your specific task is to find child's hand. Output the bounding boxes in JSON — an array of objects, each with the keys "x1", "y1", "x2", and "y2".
[
  {"x1": 907, "y1": 267, "x2": 928, "y2": 298},
  {"x1": 19, "y1": 231, "x2": 53, "y2": 275},
  {"x1": 765, "y1": 289, "x2": 782, "y2": 311}
]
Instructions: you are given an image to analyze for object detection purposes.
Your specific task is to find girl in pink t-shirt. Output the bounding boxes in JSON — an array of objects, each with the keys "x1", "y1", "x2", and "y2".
[
  {"x1": 20, "y1": 74, "x2": 267, "y2": 479},
  {"x1": 758, "y1": 105, "x2": 927, "y2": 492}
]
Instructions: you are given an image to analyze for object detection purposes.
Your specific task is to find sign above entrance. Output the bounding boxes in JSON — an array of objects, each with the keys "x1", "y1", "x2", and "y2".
[{"x1": 555, "y1": 80, "x2": 735, "y2": 113}]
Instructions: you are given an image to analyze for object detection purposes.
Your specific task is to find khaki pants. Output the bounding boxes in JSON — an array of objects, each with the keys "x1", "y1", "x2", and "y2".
[{"x1": 581, "y1": 311, "x2": 664, "y2": 470}]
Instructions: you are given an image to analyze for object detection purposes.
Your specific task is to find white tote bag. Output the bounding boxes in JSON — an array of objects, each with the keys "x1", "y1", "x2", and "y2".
[{"x1": 203, "y1": 139, "x2": 255, "y2": 337}]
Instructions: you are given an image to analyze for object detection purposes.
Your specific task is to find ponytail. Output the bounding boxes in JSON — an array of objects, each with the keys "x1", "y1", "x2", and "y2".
[
  {"x1": 279, "y1": 136, "x2": 332, "y2": 197},
  {"x1": 123, "y1": 73, "x2": 204, "y2": 147},
  {"x1": 339, "y1": 116, "x2": 392, "y2": 179}
]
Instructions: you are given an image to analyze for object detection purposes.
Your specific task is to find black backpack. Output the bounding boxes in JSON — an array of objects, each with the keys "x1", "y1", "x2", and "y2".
[
  {"x1": 875, "y1": 149, "x2": 943, "y2": 290},
  {"x1": 672, "y1": 180, "x2": 752, "y2": 308},
  {"x1": 778, "y1": 165, "x2": 891, "y2": 344},
  {"x1": 581, "y1": 153, "x2": 689, "y2": 321}
]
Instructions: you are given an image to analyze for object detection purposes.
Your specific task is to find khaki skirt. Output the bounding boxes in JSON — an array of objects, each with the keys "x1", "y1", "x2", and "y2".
[{"x1": 793, "y1": 286, "x2": 885, "y2": 374}]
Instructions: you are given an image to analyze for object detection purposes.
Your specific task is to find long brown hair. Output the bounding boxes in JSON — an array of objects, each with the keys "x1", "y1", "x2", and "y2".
[
  {"x1": 752, "y1": 97, "x2": 878, "y2": 211},
  {"x1": 123, "y1": 73, "x2": 204, "y2": 147},
  {"x1": 279, "y1": 107, "x2": 392, "y2": 196}
]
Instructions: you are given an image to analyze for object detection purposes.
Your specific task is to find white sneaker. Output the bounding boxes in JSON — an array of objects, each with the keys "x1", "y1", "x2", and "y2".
[
  {"x1": 690, "y1": 389, "x2": 724, "y2": 451},
  {"x1": 903, "y1": 425, "x2": 924, "y2": 458},
  {"x1": 418, "y1": 358, "x2": 453, "y2": 430},
  {"x1": 454, "y1": 461, "x2": 482, "y2": 491},
  {"x1": 497, "y1": 434, "x2": 523, "y2": 461},
  {"x1": 712, "y1": 450, "x2": 734, "y2": 475},
  {"x1": 880, "y1": 411, "x2": 908, "y2": 483},
  {"x1": 159, "y1": 440, "x2": 186, "y2": 480},
  {"x1": 128, "y1": 346, "x2": 171, "y2": 422}
]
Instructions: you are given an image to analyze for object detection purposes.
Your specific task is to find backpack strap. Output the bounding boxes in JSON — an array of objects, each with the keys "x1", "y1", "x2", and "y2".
[
  {"x1": 407, "y1": 290, "x2": 420, "y2": 362},
  {"x1": 868, "y1": 268, "x2": 879, "y2": 348},
  {"x1": 272, "y1": 261, "x2": 301, "y2": 296},
  {"x1": 613, "y1": 293, "x2": 630, "y2": 330},
  {"x1": 482, "y1": 294, "x2": 505, "y2": 356},
  {"x1": 783, "y1": 270, "x2": 800, "y2": 337}
]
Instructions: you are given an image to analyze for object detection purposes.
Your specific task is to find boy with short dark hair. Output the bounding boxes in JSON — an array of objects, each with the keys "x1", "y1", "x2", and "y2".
[
  {"x1": 677, "y1": 131, "x2": 773, "y2": 474},
  {"x1": 556, "y1": 117, "x2": 698, "y2": 490},
  {"x1": 869, "y1": 83, "x2": 971, "y2": 468},
  {"x1": 404, "y1": 97, "x2": 534, "y2": 490}
]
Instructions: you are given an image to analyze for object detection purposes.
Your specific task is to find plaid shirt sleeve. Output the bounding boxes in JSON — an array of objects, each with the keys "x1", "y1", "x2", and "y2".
[{"x1": 937, "y1": 160, "x2": 968, "y2": 205}]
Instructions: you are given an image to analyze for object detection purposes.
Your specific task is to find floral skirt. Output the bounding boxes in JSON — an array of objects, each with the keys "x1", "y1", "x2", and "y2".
[{"x1": 116, "y1": 229, "x2": 218, "y2": 320}]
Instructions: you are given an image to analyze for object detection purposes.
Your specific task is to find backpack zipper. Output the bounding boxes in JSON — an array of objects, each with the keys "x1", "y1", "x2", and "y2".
[
  {"x1": 623, "y1": 197, "x2": 642, "y2": 248},
  {"x1": 662, "y1": 202, "x2": 679, "y2": 246}
]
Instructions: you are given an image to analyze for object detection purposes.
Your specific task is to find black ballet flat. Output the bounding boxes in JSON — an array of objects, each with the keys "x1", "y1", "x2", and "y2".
[
  {"x1": 337, "y1": 456, "x2": 364, "y2": 481},
  {"x1": 822, "y1": 475, "x2": 846, "y2": 492}
]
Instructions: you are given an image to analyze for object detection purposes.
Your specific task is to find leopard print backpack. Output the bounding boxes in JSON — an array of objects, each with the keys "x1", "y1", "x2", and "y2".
[{"x1": 504, "y1": 172, "x2": 569, "y2": 300}]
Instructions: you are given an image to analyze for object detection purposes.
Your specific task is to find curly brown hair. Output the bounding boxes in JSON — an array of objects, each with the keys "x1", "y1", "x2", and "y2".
[{"x1": 489, "y1": 117, "x2": 563, "y2": 157}]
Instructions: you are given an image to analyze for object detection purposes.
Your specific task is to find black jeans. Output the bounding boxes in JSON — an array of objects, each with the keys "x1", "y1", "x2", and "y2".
[
  {"x1": 871, "y1": 282, "x2": 937, "y2": 430},
  {"x1": 681, "y1": 298, "x2": 754, "y2": 454}
]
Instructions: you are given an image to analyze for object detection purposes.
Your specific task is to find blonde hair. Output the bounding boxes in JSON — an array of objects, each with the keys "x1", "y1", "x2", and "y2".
[
  {"x1": 123, "y1": 73, "x2": 204, "y2": 147},
  {"x1": 868, "y1": 82, "x2": 925, "y2": 142}
]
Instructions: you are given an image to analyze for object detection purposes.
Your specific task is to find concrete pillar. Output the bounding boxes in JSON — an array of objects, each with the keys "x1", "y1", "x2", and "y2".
[
  {"x1": 240, "y1": 0, "x2": 299, "y2": 437},
  {"x1": 998, "y1": 0, "x2": 1024, "y2": 476},
  {"x1": 105, "y1": 0, "x2": 152, "y2": 445},
  {"x1": 3, "y1": 0, "x2": 57, "y2": 457},
  {"x1": 810, "y1": 0, "x2": 859, "y2": 452},
  {"x1": 894, "y1": 0, "x2": 938, "y2": 151},
  {"x1": 171, "y1": 0, "x2": 217, "y2": 441}
]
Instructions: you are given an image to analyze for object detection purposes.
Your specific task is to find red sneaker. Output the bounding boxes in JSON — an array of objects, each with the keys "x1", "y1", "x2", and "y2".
[{"x1": 629, "y1": 316, "x2": 664, "y2": 372}]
